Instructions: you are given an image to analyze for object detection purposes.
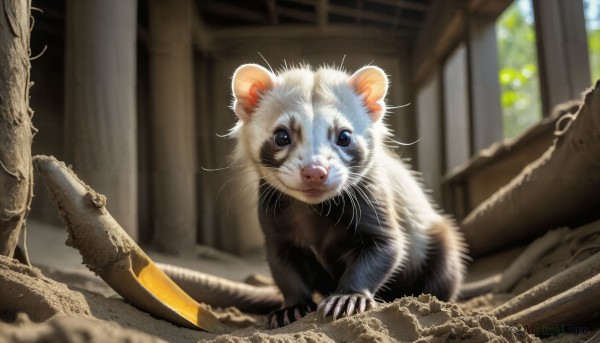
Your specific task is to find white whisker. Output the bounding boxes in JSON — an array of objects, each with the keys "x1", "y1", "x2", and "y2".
[{"x1": 386, "y1": 102, "x2": 411, "y2": 110}]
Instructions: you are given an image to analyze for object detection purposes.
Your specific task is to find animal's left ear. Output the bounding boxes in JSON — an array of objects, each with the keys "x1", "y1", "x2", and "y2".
[{"x1": 349, "y1": 66, "x2": 388, "y2": 122}]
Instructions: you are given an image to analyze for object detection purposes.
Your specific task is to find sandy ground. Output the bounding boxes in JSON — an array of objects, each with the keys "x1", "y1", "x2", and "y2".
[
  {"x1": 0, "y1": 220, "x2": 598, "y2": 343},
  {"x1": 23, "y1": 219, "x2": 272, "y2": 291}
]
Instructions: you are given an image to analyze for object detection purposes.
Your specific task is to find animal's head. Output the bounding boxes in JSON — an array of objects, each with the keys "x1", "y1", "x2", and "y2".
[{"x1": 230, "y1": 63, "x2": 389, "y2": 204}]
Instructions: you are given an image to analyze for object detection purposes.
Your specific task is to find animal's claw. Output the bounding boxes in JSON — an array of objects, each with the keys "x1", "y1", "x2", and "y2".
[
  {"x1": 318, "y1": 293, "x2": 376, "y2": 322},
  {"x1": 358, "y1": 294, "x2": 368, "y2": 313},
  {"x1": 332, "y1": 295, "x2": 349, "y2": 320},
  {"x1": 345, "y1": 295, "x2": 357, "y2": 317},
  {"x1": 268, "y1": 302, "x2": 317, "y2": 329}
]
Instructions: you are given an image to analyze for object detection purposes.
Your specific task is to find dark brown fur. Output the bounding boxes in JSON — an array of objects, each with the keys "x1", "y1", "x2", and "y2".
[{"x1": 258, "y1": 174, "x2": 465, "y2": 328}]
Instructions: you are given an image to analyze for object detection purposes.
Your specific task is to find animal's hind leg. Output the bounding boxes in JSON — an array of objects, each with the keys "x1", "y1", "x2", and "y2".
[
  {"x1": 421, "y1": 220, "x2": 465, "y2": 301},
  {"x1": 377, "y1": 220, "x2": 465, "y2": 302}
]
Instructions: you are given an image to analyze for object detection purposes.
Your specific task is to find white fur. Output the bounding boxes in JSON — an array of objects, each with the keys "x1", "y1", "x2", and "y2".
[{"x1": 230, "y1": 65, "x2": 388, "y2": 203}]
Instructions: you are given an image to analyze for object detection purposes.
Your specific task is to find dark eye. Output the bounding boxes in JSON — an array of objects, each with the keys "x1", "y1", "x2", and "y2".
[
  {"x1": 337, "y1": 130, "x2": 352, "y2": 147},
  {"x1": 274, "y1": 129, "x2": 291, "y2": 147}
]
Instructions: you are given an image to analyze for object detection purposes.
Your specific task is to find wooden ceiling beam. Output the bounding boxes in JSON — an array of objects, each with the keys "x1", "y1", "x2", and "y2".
[
  {"x1": 284, "y1": 0, "x2": 317, "y2": 7},
  {"x1": 265, "y1": 0, "x2": 279, "y2": 25},
  {"x1": 467, "y1": 0, "x2": 512, "y2": 15},
  {"x1": 198, "y1": 2, "x2": 267, "y2": 23},
  {"x1": 412, "y1": 0, "x2": 513, "y2": 87},
  {"x1": 328, "y1": 3, "x2": 421, "y2": 27},
  {"x1": 316, "y1": 0, "x2": 328, "y2": 28},
  {"x1": 356, "y1": 0, "x2": 364, "y2": 23},
  {"x1": 208, "y1": 24, "x2": 411, "y2": 40},
  {"x1": 277, "y1": 6, "x2": 315, "y2": 22},
  {"x1": 366, "y1": 0, "x2": 430, "y2": 12},
  {"x1": 283, "y1": 0, "x2": 422, "y2": 27},
  {"x1": 191, "y1": 0, "x2": 211, "y2": 52}
]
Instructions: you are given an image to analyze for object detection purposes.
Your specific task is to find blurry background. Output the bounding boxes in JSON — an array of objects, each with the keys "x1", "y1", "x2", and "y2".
[{"x1": 28, "y1": 0, "x2": 600, "y2": 256}]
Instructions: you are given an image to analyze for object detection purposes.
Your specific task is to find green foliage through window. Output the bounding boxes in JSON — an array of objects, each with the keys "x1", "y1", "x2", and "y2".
[
  {"x1": 585, "y1": 0, "x2": 600, "y2": 83},
  {"x1": 496, "y1": 0, "x2": 542, "y2": 139}
]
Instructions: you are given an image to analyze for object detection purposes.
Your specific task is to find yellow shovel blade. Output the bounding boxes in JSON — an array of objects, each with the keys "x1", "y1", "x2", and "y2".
[
  {"x1": 102, "y1": 251, "x2": 230, "y2": 333},
  {"x1": 33, "y1": 155, "x2": 230, "y2": 334}
]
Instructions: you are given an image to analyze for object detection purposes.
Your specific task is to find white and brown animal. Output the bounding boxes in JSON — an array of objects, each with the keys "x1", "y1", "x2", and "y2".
[{"x1": 228, "y1": 63, "x2": 466, "y2": 329}]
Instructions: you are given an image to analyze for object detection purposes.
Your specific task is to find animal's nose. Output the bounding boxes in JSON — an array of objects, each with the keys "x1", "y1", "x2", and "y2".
[{"x1": 301, "y1": 165, "x2": 328, "y2": 185}]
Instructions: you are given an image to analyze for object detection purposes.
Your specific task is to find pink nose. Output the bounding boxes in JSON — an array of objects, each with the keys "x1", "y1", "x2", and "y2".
[{"x1": 301, "y1": 165, "x2": 328, "y2": 185}]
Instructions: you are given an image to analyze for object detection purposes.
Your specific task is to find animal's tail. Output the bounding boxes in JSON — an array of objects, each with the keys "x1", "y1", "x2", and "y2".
[{"x1": 157, "y1": 263, "x2": 283, "y2": 314}]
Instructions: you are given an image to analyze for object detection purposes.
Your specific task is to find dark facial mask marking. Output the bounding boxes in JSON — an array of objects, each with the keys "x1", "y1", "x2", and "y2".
[
  {"x1": 260, "y1": 118, "x2": 303, "y2": 168},
  {"x1": 347, "y1": 144, "x2": 365, "y2": 167},
  {"x1": 260, "y1": 140, "x2": 287, "y2": 168}
]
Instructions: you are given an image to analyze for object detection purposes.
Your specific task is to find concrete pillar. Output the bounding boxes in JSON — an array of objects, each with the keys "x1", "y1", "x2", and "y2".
[
  {"x1": 148, "y1": 0, "x2": 197, "y2": 255},
  {"x1": 64, "y1": 0, "x2": 138, "y2": 240}
]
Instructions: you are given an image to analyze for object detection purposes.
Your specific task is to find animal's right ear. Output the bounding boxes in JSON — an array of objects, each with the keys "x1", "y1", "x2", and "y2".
[{"x1": 232, "y1": 64, "x2": 276, "y2": 122}]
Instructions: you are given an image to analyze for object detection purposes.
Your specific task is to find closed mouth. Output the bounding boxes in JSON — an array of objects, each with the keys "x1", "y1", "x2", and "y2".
[
  {"x1": 303, "y1": 188, "x2": 325, "y2": 197},
  {"x1": 271, "y1": 178, "x2": 328, "y2": 199}
]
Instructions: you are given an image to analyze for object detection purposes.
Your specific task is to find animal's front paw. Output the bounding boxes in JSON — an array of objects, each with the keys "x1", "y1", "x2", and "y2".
[
  {"x1": 317, "y1": 292, "x2": 376, "y2": 321},
  {"x1": 268, "y1": 303, "x2": 317, "y2": 329}
]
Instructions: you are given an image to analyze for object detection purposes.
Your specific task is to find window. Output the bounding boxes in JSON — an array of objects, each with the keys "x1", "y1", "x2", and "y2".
[
  {"x1": 585, "y1": 0, "x2": 600, "y2": 83},
  {"x1": 496, "y1": 0, "x2": 542, "y2": 138}
]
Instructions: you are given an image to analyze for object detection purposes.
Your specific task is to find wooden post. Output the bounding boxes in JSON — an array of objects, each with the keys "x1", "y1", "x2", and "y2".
[
  {"x1": 416, "y1": 73, "x2": 444, "y2": 203},
  {"x1": 0, "y1": 0, "x2": 33, "y2": 257},
  {"x1": 148, "y1": 0, "x2": 197, "y2": 255},
  {"x1": 533, "y1": 0, "x2": 591, "y2": 115},
  {"x1": 467, "y1": 15, "x2": 503, "y2": 151},
  {"x1": 64, "y1": 0, "x2": 138, "y2": 240},
  {"x1": 443, "y1": 43, "x2": 471, "y2": 172}
]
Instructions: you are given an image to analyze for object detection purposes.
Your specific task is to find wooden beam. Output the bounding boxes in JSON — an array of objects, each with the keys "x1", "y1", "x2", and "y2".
[
  {"x1": 191, "y1": 1, "x2": 211, "y2": 52},
  {"x1": 503, "y1": 273, "x2": 600, "y2": 333},
  {"x1": 356, "y1": 0, "x2": 364, "y2": 23},
  {"x1": 412, "y1": 0, "x2": 513, "y2": 88},
  {"x1": 327, "y1": 4, "x2": 421, "y2": 27},
  {"x1": 199, "y1": 2, "x2": 267, "y2": 23},
  {"x1": 416, "y1": 72, "x2": 444, "y2": 203},
  {"x1": 467, "y1": 14, "x2": 503, "y2": 151},
  {"x1": 191, "y1": 24, "x2": 411, "y2": 52},
  {"x1": 443, "y1": 43, "x2": 472, "y2": 172},
  {"x1": 414, "y1": 9, "x2": 466, "y2": 88},
  {"x1": 467, "y1": 0, "x2": 511, "y2": 15},
  {"x1": 285, "y1": 0, "x2": 317, "y2": 7},
  {"x1": 533, "y1": 0, "x2": 591, "y2": 115},
  {"x1": 460, "y1": 81, "x2": 600, "y2": 257},
  {"x1": 208, "y1": 24, "x2": 411, "y2": 40},
  {"x1": 277, "y1": 6, "x2": 315, "y2": 22},
  {"x1": 285, "y1": 0, "x2": 422, "y2": 27},
  {"x1": 316, "y1": 0, "x2": 328, "y2": 28},
  {"x1": 366, "y1": 0, "x2": 430, "y2": 12},
  {"x1": 266, "y1": 0, "x2": 279, "y2": 25}
]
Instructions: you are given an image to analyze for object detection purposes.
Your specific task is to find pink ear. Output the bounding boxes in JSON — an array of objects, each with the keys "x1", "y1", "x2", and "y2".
[
  {"x1": 349, "y1": 66, "x2": 388, "y2": 122},
  {"x1": 232, "y1": 64, "x2": 276, "y2": 122}
]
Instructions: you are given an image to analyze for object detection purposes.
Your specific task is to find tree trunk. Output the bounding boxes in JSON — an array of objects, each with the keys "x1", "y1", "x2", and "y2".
[{"x1": 0, "y1": 0, "x2": 33, "y2": 257}]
